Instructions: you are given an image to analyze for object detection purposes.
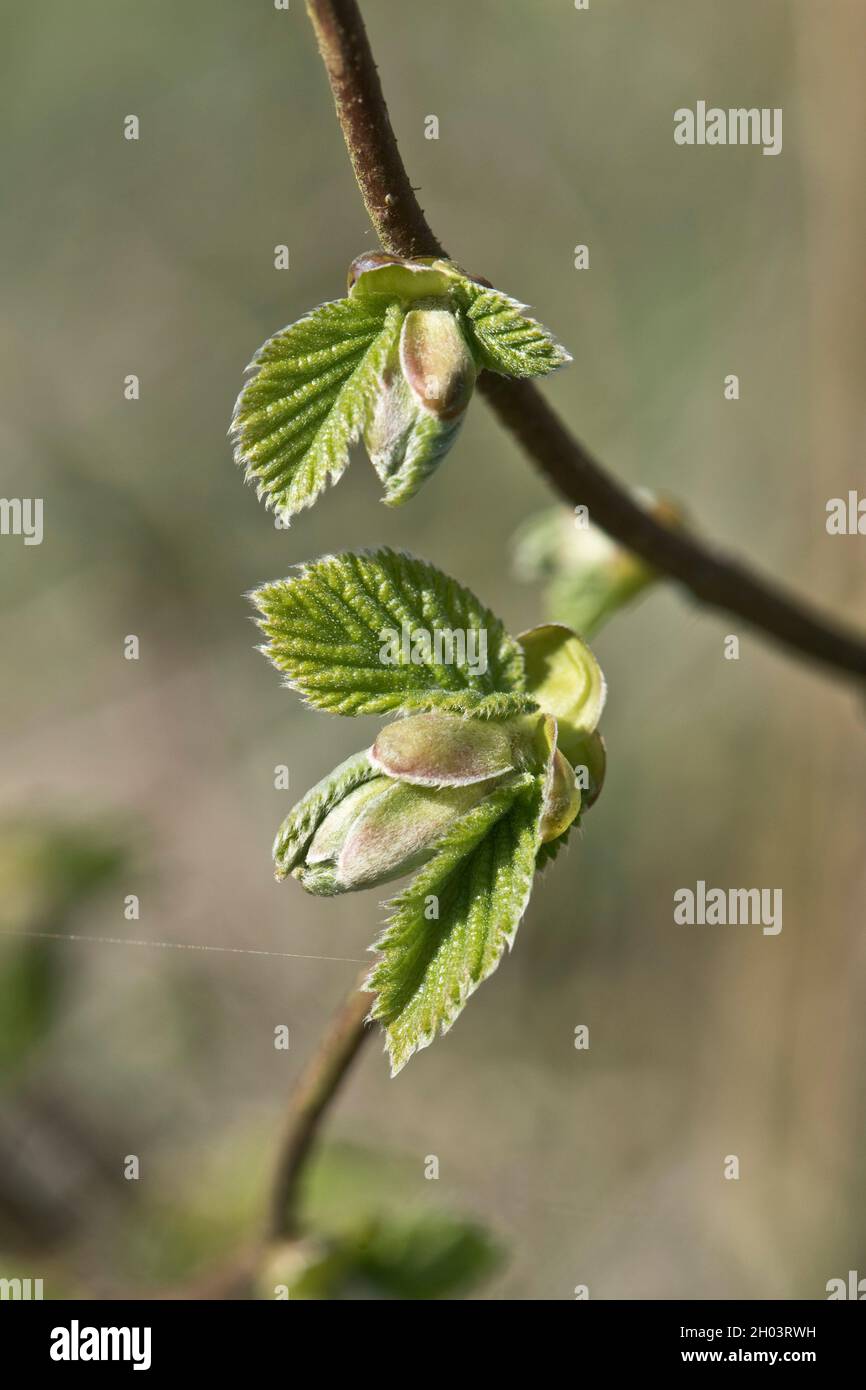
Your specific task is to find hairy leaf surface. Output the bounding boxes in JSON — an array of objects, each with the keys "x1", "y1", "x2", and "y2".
[
  {"x1": 252, "y1": 549, "x2": 534, "y2": 717},
  {"x1": 367, "y1": 774, "x2": 544, "y2": 1074},
  {"x1": 458, "y1": 285, "x2": 571, "y2": 377},
  {"x1": 232, "y1": 298, "x2": 402, "y2": 519}
]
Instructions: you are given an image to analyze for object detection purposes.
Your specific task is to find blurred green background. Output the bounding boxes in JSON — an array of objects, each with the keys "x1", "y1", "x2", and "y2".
[{"x1": 1, "y1": 0, "x2": 864, "y2": 1299}]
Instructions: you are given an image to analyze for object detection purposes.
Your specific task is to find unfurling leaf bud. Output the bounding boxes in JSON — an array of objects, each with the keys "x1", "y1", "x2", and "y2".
[
  {"x1": 299, "y1": 776, "x2": 501, "y2": 895},
  {"x1": 281, "y1": 708, "x2": 590, "y2": 896},
  {"x1": 290, "y1": 712, "x2": 534, "y2": 894},
  {"x1": 364, "y1": 306, "x2": 476, "y2": 506},
  {"x1": 400, "y1": 309, "x2": 476, "y2": 419},
  {"x1": 257, "y1": 549, "x2": 608, "y2": 1075},
  {"x1": 234, "y1": 256, "x2": 570, "y2": 520}
]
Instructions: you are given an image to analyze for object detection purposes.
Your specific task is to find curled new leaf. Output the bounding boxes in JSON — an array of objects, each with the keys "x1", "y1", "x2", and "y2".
[
  {"x1": 272, "y1": 748, "x2": 378, "y2": 880},
  {"x1": 517, "y1": 624, "x2": 606, "y2": 765},
  {"x1": 371, "y1": 712, "x2": 529, "y2": 786},
  {"x1": 365, "y1": 305, "x2": 477, "y2": 506},
  {"x1": 302, "y1": 776, "x2": 511, "y2": 897}
]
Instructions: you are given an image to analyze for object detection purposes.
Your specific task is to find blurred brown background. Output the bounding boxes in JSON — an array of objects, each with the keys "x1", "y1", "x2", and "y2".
[{"x1": 1, "y1": 0, "x2": 864, "y2": 1298}]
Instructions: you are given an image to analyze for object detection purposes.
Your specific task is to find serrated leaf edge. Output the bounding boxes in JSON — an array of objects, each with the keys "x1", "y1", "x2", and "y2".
[
  {"x1": 248, "y1": 548, "x2": 533, "y2": 719},
  {"x1": 230, "y1": 299, "x2": 402, "y2": 521},
  {"x1": 456, "y1": 283, "x2": 573, "y2": 377},
  {"x1": 364, "y1": 771, "x2": 546, "y2": 1075}
]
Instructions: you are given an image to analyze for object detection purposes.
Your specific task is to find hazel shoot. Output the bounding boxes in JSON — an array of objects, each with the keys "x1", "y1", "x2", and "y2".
[
  {"x1": 231, "y1": 253, "x2": 571, "y2": 521},
  {"x1": 250, "y1": 548, "x2": 606, "y2": 1073}
]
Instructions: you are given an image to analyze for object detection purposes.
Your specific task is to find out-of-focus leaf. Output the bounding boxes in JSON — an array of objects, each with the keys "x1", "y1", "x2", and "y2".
[
  {"x1": 513, "y1": 494, "x2": 688, "y2": 637},
  {"x1": 261, "y1": 1211, "x2": 502, "y2": 1301},
  {"x1": 357, "y1": 1211, "x2": 501, "y2": 1299},
  {"x1": 0, "y1": 941, "x2": 57, "y2": 1077},
  {"x1": 0, "y1": 822, "x2": 129, "y2": 1077}
]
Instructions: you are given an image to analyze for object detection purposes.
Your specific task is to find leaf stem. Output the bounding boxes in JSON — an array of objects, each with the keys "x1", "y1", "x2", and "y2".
[{"x1": 305, "y1": 0, "x2": 866, "y2": 684}]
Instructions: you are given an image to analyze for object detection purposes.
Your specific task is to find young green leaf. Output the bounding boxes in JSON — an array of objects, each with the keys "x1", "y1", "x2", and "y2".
[
  {"x1": 458, "y1": 285, "x2": 572, "y2": 377},
  {"x1": 251, "y1": 548, "x2": 534, "y2": 718},
  {"x1": 231, "y1": 298, "x2": 402, "y2": 520},
  {"x1": 372, "y1": 404, "x2": 463, "y2": 507},
  {"x1": 367, "y1": 773, "x2": 544, "y2": 1075}
]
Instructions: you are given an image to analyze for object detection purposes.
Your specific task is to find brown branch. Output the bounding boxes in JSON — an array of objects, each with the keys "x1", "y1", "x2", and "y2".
[
  {"x1": 267, "y1": 968, "x2": 374, "y2": 1242},
  {"x1": 306, "y1": 0, "x2": 866, "y2": 682}
]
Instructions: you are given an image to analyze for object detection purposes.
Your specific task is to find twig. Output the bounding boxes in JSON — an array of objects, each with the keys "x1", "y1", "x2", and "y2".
[
  {"x1": 305, "y1": 0, "x2": 866, "y2": 683},
  {"x1": 268, "y1": 968, "x2": 374, "y2": 1241}
]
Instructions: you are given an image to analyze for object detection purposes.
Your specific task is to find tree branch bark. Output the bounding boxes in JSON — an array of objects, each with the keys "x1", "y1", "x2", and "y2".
[{"x1": 306, "y1": 0, "x2": 866, "y2": 683}]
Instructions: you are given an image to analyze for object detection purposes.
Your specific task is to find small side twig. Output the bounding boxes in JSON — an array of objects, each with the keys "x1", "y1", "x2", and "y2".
[
  {"x1": 305, "y1": 0, "x2": 866, "y2": 684},
  {"x1": 267, "y1": 968, "x2": 374, "y2": 1242}
]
